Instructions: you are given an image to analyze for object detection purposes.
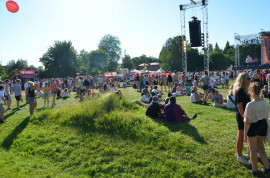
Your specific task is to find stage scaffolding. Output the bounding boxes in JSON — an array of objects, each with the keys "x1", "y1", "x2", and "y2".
[{"x1": 180, "y1": 0, "x2": 209, "y2": 72}]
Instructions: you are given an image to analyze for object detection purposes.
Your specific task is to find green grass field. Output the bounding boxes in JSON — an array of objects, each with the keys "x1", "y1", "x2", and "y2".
[{"x1": 0, "y1": 84, "x2": 270, "y2": 177}]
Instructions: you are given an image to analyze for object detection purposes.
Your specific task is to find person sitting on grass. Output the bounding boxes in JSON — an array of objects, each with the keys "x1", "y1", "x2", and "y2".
[
  {"x1": 110, "y1": 83, "x2": 116, "y2": 92},
  {"x1": 62, "y1": 88, "x2": 70, "y2": 98},
  {"x1": 151, "y1": 85, "x2": 163, "y2": 97},
  {"x1": 261, "y1": 85, "x2": 269, "y2": 101},
  {"x1": 213, "y1": 90, "x2": 226, "y2": 108},
  {"x1": 57, "y1": 88, "x2": 62, "y2": 99},
  {"x1": 143, "y1": 85, "x2": 150, "y2": 97},
  {"x1": 164, "y1": 97, "x2": 197, "y2": 123},
  {"x1": 0, "y1": 86, "x2": 6, "y2": 124},
  {"x1": 165, "y1": 93, "x2": 173, "y2": 105},
  {"x1": 185, "y1": 83, "x2": 191, "y2": 96},
  {"x1": 175, "y1": 84, "x2": 183, "y2": 96},
  {"x1": 141, "y1": 93, "x2": 151, "y2": 104},
  {"x1": 190, "y1": 87, "x2": 203, "y2": 103},
  {"x1": 146, "y1": 96, "x2": 164, "y2": 118},
  {"x1": 172, "y1": 83, "x2": 177, "y2": 93},
  {"x1": 115, "y1": 90, "x2": 122, "y2": 99}
]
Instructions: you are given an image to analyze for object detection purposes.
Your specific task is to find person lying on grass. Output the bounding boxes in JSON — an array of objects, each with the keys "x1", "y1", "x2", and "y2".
[{"x1": 164, "y1": 97, "x2": 197, "y2": 123}]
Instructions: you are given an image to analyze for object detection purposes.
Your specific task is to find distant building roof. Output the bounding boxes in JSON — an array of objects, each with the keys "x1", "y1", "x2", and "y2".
[
  {"x1": 138, "y1": 63, "x2": 149, "y2": 67},
  {"x1": 150, "y1": 62, "x2": 159, "y2": 66}
]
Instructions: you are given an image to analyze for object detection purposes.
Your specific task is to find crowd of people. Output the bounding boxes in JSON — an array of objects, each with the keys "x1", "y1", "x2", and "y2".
[{"x1": 1, "y1": 68, "x2": 270, "y2": 175}]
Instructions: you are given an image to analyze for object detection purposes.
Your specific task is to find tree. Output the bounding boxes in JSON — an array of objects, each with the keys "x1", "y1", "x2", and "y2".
[
  {"x1": 159, "y1": 36, "x2": 202, "y2": 72},
  {"x1": 209, "y1": 51, "x2": 233, "y2": 70},
  {"x1": 223, "y1": 41, "x2": 234, "y2": 56},
  {"x1": 208, "y1": 43, "x2": 214, "y2": 53},
  {"x1": 86, "y1": 49, "x2": 109, "y2": 76},
  {"x1": 79, "y1": 49, "x2": 88, "y2": 65},
  {"x1": 6, "y1": 59, "x2": 28, "y2": 78},
  {"x1": 98, "y1": 34, "x2": 122, "y2": 72},
  {"x1": 131, "y1": 55, "x2": 159, "y2": 69},
  {"x1": 186, "y1": 46, "x2": 204, "y2": 72},
  {"x1": 159, "y1": 36, "x2": 182, "y2": 71},
  {"x1": 39, "y1": 41, "x2": 81, "y2": 78},
  {"x1": 214, "y1": 43, "x2": 222, "y2": 52},
  {"x1": 121, "y1": 54, "x2": 134, "y2": 71}
]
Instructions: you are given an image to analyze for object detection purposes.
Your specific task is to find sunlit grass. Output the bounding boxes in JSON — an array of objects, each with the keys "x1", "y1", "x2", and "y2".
[{"x1": 0, "y1": 83, "x2": 269, "y2": 177}]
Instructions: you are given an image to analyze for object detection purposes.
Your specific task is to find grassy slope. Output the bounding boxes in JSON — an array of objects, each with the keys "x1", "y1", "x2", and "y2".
[{"x1": 0, "y1": 84, "x2": 269, "y2": 177}]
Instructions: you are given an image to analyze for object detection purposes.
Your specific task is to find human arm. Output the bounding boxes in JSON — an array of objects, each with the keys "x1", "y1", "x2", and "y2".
[
  {"x1": 243, "y1": 103, "x2": 252, "y2": 142},
  {"x1": 237, "y1": 102, "x2": 245, "y2": 118}
]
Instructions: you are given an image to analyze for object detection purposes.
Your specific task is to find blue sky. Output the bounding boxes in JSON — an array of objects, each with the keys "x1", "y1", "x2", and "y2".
[{"x1": 0, "y1": 0, "x2": 269, "y2": 66}]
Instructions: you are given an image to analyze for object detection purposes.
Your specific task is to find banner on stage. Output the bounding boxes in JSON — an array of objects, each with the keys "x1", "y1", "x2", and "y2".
[{"x1": 262, "y1": 34, "x2": 270, "y2": 64}]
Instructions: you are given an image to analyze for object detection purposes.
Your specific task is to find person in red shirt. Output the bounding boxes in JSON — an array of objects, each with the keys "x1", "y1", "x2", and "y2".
[
  {"x1": 164, "y1": 97, "x2": 197, "y2": 123},
  {"x1": 262, "y1": 70, "x2": 269, "y2": 86}
]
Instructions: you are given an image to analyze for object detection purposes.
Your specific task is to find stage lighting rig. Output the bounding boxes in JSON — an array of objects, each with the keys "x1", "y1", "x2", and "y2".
[{"x1": 179, "y1": 0, "x2": 209, "y2": 72}]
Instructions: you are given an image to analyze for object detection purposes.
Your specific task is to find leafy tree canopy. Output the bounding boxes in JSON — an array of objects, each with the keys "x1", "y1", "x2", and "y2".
[
  {"x1": 98, "y1": 34, "x2": 122, "y2": 72},
  {"x1": 39, "y1": 41, "x2": 81, "y2": 78}
]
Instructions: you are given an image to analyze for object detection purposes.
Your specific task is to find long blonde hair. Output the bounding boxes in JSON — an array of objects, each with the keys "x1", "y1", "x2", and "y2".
[{"x1": 233, "y1": 72, "x2": 250, "y2": 95}]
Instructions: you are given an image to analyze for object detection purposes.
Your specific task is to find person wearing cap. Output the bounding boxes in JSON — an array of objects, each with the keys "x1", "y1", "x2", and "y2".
[
  {"x1": 145, "y1": 96, "x2": 163, "y2": 118},
  {"x1": 164, "y1": 97, "x2": 197, "y2": 123},
  {"x1": 13, "y1": 79, "x2": 22, "y2": 110}
]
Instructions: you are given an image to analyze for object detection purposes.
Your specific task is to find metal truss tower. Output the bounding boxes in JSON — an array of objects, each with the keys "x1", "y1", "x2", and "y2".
[
  {"x1": 180, "y1": 0, "x2": 209, "y2": 72},
  {"x1": 234, "y1": 33, "x2": 261, "y2": 66}
]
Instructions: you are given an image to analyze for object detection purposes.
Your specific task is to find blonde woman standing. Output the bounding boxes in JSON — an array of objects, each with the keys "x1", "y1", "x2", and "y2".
[
  {"x1": 27, "y1": 82, "x2": 37, "y2": 117},
  {"x1": 233, "y1": 72, "x2": 251, "y2": 165},
  {"x1": 244, "y1": 82, "x2": 270, "y2": 176}
]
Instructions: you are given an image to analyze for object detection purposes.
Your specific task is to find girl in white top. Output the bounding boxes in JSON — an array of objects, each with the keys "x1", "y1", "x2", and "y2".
[
  {"x1": 244, "y1": 82, "x2": 270, "y2": 176},
  {"x1": 110, "y1": 84, "x2": 116, "y2": 92}
]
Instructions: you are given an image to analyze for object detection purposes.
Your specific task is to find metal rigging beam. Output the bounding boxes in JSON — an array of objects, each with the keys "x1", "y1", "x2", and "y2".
[{"x1": 180, "y1": 0, "x2": 209, "y2": 72}]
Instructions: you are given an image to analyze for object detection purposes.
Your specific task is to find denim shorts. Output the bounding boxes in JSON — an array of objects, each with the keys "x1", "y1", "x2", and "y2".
[
  {"x1": 51, "y1": 91, "x2": 57, "y2": 95},
  {"x1": 28, "y1": 97, "x2": 36, "y2": 103}
]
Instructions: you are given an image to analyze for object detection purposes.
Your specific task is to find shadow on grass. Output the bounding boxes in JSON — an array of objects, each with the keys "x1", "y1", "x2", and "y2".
[
  {"x1": 4, "y1": 104, "x2": 28, "y2": 120},
  {"x1": 4, "y1": 110, "x2": 17, "y2": 120},
  {"x1": 1, "y1": 117, "x2": 30, "y2": 150},
  {"x1": 19, "y1": 103, "x2": 28, "y2": 108},
  {"x1": 152, "y1": 118, "x2": 207, "y2": 144}
]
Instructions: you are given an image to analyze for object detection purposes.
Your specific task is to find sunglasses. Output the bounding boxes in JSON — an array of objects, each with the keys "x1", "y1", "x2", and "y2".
[{"x1": 247, "y1": 77, "x2": 251, "y2": 80}]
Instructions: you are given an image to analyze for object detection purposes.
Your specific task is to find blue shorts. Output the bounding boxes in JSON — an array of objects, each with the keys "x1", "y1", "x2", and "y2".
[
  {"x1": 51, "y1": 91, "x2": 57, "y2": 95},
  {"x1": 28, "y1": 97, "x2": 36, "y2": 103},
  {"x1": 43, "y1": 94, "x2": 50, "y2": 98},
  {"x1": 5, "y1": 94, "x2": 12, "y2": 101},
  {"x1": 203, "y1": 85, "x2": 209, "y2": 91}
]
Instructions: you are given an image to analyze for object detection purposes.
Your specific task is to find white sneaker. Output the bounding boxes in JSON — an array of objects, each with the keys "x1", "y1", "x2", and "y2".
[
  {"x1": 235, "y1": 153, "x2": 249, "y2": 158},
  {"x1": 237, "y1": 156, "x2": 251, "y2": 165}
]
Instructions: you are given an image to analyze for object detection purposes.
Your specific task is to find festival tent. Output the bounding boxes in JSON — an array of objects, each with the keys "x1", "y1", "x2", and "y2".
[
  {"x1": 157, "y1": 68, "x2": 166, "y2": 73},
  {"x1": 227, "y1": 65, "x2": 233, "y2": 71}
]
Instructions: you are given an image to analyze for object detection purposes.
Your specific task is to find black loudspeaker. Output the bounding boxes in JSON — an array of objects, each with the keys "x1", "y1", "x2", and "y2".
[
  {"x1": 189, "y1": 18, "x2": 201, "y2": 47},
  {"x1": 180, "y1": 5, "x2": 183, "y2": 10},
  {"x1": 202, "y1": 0, "x2": 206, "y2": 5}
]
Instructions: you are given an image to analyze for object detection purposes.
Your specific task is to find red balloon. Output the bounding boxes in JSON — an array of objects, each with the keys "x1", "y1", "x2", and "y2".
[{"x1": 6, "y1": 1, "x2": 19, "y2": 13}]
